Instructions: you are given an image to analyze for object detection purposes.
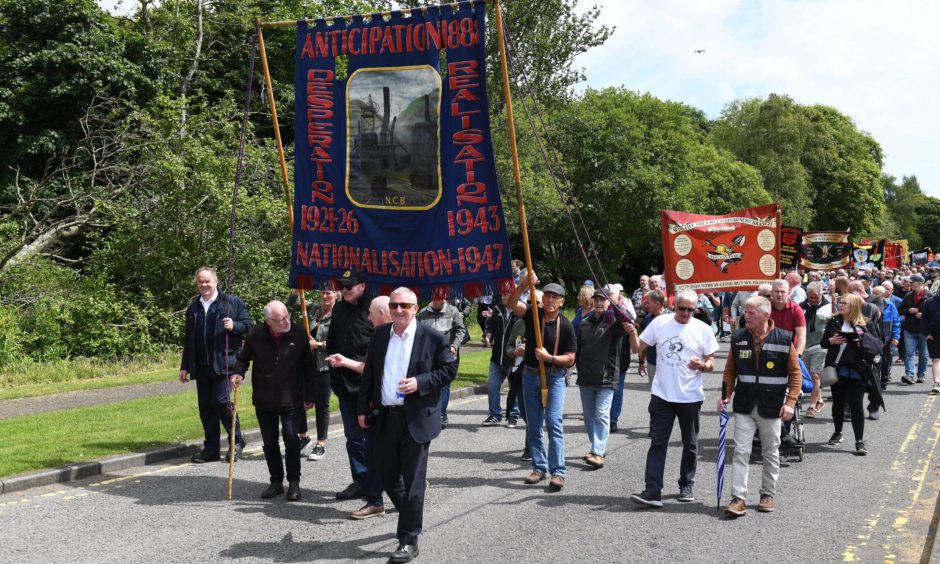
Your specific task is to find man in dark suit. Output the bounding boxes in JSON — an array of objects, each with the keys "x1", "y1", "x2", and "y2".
[{"x1": 358, "y1": 287, "x2": 457, "y2": 563}]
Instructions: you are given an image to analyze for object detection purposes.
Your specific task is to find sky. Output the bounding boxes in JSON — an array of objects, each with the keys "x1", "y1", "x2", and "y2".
[
  {"x1": 97, "y1": 0, "x2": 940, "y2": 198},
  {"x1": 572, "y1": 0, "x2": 940, "y2": 198}
]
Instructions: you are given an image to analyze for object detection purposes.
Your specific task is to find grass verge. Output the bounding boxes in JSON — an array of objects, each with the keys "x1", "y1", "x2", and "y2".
[
  {"x1": 0, "y1": 352, "x2": 178, "y2": 401},
  {"x1": 0, "y1": 350, "x2": 491, "y2": 478}
]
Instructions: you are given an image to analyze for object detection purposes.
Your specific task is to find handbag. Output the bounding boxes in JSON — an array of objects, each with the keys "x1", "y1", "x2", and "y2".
[{"x1": 820, "y1": 340, "x2": 846, "y2": 387}]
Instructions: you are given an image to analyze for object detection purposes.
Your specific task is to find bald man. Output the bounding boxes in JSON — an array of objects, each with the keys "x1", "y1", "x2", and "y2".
[{"x1": 232, "y1": 301, "x2": 316, "y2": 501}]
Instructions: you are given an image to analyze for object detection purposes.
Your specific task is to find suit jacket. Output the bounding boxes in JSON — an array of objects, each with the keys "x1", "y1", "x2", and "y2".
[{"x1": 358, "y1": 322, "x2": 458, "y2": 444}]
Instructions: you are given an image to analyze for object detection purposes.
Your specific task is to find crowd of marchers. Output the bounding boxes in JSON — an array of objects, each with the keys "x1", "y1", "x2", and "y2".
[{"x1": 175, "y1": 261, "x2": 940, "y2": 561}]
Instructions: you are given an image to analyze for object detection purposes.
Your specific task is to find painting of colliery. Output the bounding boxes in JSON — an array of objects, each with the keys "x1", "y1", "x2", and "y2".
[{"x1": 346, "y1": 67, "x2": 442, "y2": 209}]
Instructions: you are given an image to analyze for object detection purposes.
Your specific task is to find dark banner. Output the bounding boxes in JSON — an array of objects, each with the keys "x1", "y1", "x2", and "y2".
[
  {"x1": 799, "y1": 230, "x2": 852, "y2": 271},
  {"x1": 779, "y1": 226, "x2": 802, "y2": 270},
  {"x1": 660, "y1": 204, "x2": 781, "y2": 293},
  {"x1": 290, "y1": 1, "x2": 513, "y2": 298}
]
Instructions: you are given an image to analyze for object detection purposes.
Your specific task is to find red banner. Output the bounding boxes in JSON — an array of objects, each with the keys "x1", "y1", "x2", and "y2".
[{"x1": 660, "y1": 204, "x2": 781, "y2": 293}]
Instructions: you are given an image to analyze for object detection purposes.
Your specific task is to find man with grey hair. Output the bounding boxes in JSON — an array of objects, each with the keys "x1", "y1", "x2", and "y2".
[
  {"x1": 358, "y1": 287, "x2": 457, "y2": 562},
  {"x1": 179, "y1": 266, "x2": 252, "y2": 464},
  {"x1": 786, "y1": 271, "x2": 806, "y2": 304},
  {"x1": 232, "y1": 301, "x2": 316, "y2": 501},
  {"x1": 800, "y1": 281, "x2": 830, "y2": 417},
  {"x1": 720, "y1": 296, "x2": 802, "y2": 516},
  {"x1": 626, "y1": 289, "x2": 718, "y2": 507}
]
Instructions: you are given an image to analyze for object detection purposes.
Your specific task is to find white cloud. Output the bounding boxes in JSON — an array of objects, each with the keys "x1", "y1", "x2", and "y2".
[{"x1": 573, "y1": 0, "x2": 940, "y2": 197}]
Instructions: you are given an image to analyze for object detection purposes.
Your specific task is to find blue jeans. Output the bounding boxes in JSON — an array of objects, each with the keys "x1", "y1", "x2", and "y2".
[
  {"x1": 610, "y1": 370, "x2": 627, "y2": 425},
  {"x1": 487, "y1": 362, "x2": 520, "y2": 419},
  {"x1": 903, "y1": 331, "x2": 928, "y2": 377},
  {"x1": 522, "y1": 367, "x2": 567, "y2": 476},
  {"x1": 337, "y1": 389, "x2": 383, "y2": 506},
  {"x1": 579, "y1": 386, "x2": 614, "y2": 456},
  {"x1": 441, "y1": 382, "x2": 451, "y2": 418}
]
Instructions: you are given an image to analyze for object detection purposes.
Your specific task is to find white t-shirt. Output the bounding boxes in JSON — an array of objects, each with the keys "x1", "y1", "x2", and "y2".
[{"x1": 640, "y1": 314, "x2": 719, "y2": 403}]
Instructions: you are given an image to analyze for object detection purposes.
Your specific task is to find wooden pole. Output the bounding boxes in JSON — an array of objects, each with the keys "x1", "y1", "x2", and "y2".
[
  {"x1": 227, "y1": 385, "x2": 239, "y2": 500},
  {"x1": 256, "y1": 18, "x2": 313, "y2": 337},
  {"x1": 494, "y1": 0, "x2": 547, "y2": 406}
]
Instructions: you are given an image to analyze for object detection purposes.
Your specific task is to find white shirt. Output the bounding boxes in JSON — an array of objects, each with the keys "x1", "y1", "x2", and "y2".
[
  {"x1": 199, "y1": 291, "x2": 219, "y2": 313},
  {"x1": 381, "y1": 318, "x2": 416, "y2": 406},
  {"x1": 640, "y1": 314, "x2": 719, "y2": 403}
]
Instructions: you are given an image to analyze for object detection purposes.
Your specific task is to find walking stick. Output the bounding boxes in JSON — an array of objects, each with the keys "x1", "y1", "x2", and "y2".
[{"x1": 227, "y1": 384, "x2": 239, "y2": 500}]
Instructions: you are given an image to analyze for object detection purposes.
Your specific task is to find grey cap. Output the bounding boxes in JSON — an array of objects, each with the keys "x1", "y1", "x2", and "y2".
[
  {"x1": 591, "y1": 288, "x2": 611, "y2": 300},
  {"x1": 542, "y1": 283, "x2": 565, "y2": 297},
  {"x1": 910, "y1": 273, "x2": 925, "y2": 283}
]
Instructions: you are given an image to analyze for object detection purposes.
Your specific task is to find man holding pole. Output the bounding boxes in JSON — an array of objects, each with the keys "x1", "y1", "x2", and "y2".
[
  {"x1": 179, "y1": 266, "x2": 252, "y2": 464},
  {"x1": 507, "y1": 271, "x2": 577, "y2": 492},
  {"x1": 231, "y1": 301, "x2": 316, "y2": 501},
  {"x1": 719, "y1": 296, "x2": 801, "y2": 517}
]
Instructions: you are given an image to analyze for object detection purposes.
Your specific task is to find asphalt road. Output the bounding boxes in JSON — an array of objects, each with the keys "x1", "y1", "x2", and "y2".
[{"x1": 1, "y1": 346, "x2": 939, "y2": 563}]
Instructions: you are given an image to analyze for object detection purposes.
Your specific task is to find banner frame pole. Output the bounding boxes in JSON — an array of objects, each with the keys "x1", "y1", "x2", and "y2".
[
  {"x1": 494, "y1": 0, "x2": 547, "y2": 406},
  {"x1": 256, "y1": 18, "x2": 312, "y2": 335}
]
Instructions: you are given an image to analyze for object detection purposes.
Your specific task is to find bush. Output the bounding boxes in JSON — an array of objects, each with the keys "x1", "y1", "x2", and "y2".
[{"x1": 0, "y1": 260, "x2": 175, "y2": 361}]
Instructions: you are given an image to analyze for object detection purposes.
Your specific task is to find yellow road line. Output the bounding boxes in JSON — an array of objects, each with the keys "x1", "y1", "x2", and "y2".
[{"x1": 844, "y1": 396, "x2": 939, "y2": 562}]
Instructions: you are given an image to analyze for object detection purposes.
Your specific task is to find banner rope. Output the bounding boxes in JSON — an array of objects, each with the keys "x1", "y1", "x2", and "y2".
[
  {"x1": 500, "y1": 15, "x2": 610, "y2": 289},
  {"x1": 224, "y1": 24, "x2": 260, "y2": 413}
]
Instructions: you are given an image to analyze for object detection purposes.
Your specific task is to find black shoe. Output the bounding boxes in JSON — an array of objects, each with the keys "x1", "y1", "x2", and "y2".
[
  {"x1": 390, "y1": 544, "x2": 419, "y2": 563},
  {"x1": 441, "y1": 415, "x2": 449, "y2": 430},
  {"x1": 902, "y1": 375, "x2": 915, "y2": 385},
  {"x1": 631, "y1": 490, "x2": 663, "y2": 508},
  {"x1": 610, "y1": 422, "x2": 619, "y2": 433},
  {"x1": 506, "y1": 417, "x2": 518, "y2": 428},
  {"x1": 286, "y1": 481, "x2": 301, "y2": 501},
  {"x1": 481, "y1": 415, "x2": 501, "y2": 426},
  {"x1": 677, "y1": 484, "x2": 694, "y2": 502},
  {"x1": 521, "y1": 446, "x2": 532, "y2": 461},
  {"x1": 261, "y1": 482, "x2": 284, "y2": 499},
  {"x1": 191, "y1": 450, "x2": 220, "y2": 464},
  {"x1": 335, "y1": 482, "x2": 364, "y2": 501},
  {"x1": 855, "y1": 441, "x2": 867, "y2": 456},
  {"x1": 917, "y1": 376, "x2": 926, "y2": 384},
  {"x1": 225, "y1": 439, "x2": 245, "y2": 463},
  {"x1": 828, "y1": 432, "x2": 843, "y2": 445}
]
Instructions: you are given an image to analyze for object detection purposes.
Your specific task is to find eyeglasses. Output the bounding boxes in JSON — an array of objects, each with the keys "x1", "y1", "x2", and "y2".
[
  {"x1": 675, "y1": 306, "x2": 696, "y2": 313},
  {"x1": 267, "y1": 314, "x2": 290, "y2": 323},
  {"x1": 389, "y1": 302, "x2": 415, "y2": 310}
]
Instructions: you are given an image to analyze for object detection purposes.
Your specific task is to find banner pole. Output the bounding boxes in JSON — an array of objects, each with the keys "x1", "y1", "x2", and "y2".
[
  {"x1": 494, "y1": 0, "x2": 547, "y2": 407},
  {"x1": 256, "y1": 19, "x2": 313, "y2": 336}
]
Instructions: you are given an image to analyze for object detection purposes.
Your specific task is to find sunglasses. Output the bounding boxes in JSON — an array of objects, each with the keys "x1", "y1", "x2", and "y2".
[
  {"x1": 675, "y1": 306, "x2": 696, "y2": 313},
  {"x1": 389, "y1": 302, "x2": 415, "y2": 310}
]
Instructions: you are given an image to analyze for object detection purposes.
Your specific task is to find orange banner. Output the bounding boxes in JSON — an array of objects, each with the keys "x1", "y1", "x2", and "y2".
[{"x1": 660, "y1": 204, "x2": 781, "y2": 293}]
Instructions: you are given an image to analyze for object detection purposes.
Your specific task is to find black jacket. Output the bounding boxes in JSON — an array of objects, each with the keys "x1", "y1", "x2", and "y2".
[
  {"x1": 180, "y1": 292, "x2": 252, "y2": 378},
  {"x1": 900, "y1": 291, "x2": 928, "y2": 334},
  {"x1": 575, "y1": 311, "x2": 625, "y2": 387},
  {"x1": 485, "y1": 303, "x2": 520, "y2": 368},
  {"x1": 234, "y1": 323, "x2": 316, "y2": 412},
  {"x1": 326, "y1": 297, "x2": 374, "y2": 393},
  {"x1": 820, "y1": 315, "x2": 886, "y2": 411},
  {"x1": 358, "y1": 322, "x2": 458, "y2": 444}
]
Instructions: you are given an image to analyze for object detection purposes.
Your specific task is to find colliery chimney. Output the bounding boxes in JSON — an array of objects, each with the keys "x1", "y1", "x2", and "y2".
[{"x1": 380, "y1": 87, "x2": 391, "y2": 144}]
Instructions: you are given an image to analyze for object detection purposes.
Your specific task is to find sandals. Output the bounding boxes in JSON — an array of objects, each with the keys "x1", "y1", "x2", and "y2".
[{"x1": 805, "y1": 400, "x2": 824, "y2": 419}]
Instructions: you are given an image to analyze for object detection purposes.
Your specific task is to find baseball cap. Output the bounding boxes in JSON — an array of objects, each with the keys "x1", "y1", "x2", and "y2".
[
  {"x1": 910, "y1": 274, "x2": 925, "y2": 283},
  {"x1": 339, "y1": 270, "x2": 364, "y2": 286}
]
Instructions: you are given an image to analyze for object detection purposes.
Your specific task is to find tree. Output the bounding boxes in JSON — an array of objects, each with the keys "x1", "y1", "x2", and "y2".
[
  {"x1": 915, "y1": 197, "x2": 940, "y2": 251},
  {"x1": 543, "y1": 87, "x2": 770, "y2": 285},
  {"x1": 883, "y1": 174, "x2": 923, "y2": 247}
]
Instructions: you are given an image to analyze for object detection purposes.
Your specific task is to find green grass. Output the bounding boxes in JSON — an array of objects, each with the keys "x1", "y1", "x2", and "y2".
[
  {"x1": 0, "y1": 350, "x2": 492, "y2": 478},
  {"x1": 0, "y1": 352, "x2": 178, "y2": 401}
]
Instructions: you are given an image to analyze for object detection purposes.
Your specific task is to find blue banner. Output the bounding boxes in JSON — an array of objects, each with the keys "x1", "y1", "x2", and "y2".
[{"x1": 291, "y1": 0, "x2": 513, "y2": 299}]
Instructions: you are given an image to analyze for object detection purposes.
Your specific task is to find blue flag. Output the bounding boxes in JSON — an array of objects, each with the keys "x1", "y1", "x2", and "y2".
[{"x1": 291, "y1": 0, "x2": 513, "y2": 298}]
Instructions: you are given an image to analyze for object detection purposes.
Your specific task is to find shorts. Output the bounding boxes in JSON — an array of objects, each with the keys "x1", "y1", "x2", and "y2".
[
  {"x1": 804, "y1": 344, "x2": 826, "y2": 374},
  {"x1": 928, "y1": 336, "x2": 940, "y2": 359}
]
